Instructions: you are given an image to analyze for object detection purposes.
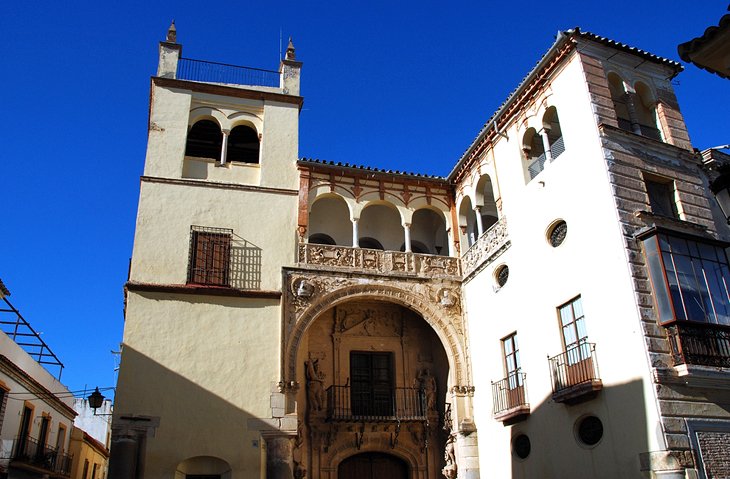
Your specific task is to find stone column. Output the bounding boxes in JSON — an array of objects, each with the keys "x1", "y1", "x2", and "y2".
[
  {"x1": 473, "y1": 207, "x2": 484, "y2": 237},
  {"x1": 403, "y1": 223, "x2": 412, "y2": 252},
  {"x1": 264, "y1": 434, "x2": 295, "y2": 479},
  {"x1": 539, "y1": 129, "x2": 553, "y2": 164},
  {"x1": 218, "y1": 129, "x2": 230, "y2": 166},
  {"x1": 352, "y1": 218, "x2": 359, "y2": 247},
  {"x1": 108, "y1": 436, "x2": 138, "y2": 479}
]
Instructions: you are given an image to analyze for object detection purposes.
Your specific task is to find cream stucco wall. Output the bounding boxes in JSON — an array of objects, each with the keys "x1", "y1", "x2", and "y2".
[{"x1": 116, "y1": 292, "x2": 280, "y2": 478}]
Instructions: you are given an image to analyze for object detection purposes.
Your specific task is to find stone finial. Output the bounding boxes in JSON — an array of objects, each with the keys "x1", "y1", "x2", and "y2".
[
  {"x1": 285, "y1": 37, "x2": 296, "y2": 61},
  {"x1": 166, "y1": 20, "x2": 177, "y2": 43}
]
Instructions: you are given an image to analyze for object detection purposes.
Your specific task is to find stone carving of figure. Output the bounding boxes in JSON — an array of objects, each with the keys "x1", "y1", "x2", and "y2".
[
  {"x1": 442, "y1": 434, "x2": 458, "y2": 479},
  {"x1": 417, "y1": 368, "x2": 437, "y2": 412},
  {"x1": 305, "y1": 359, "x2": 325, "y2": 412}
]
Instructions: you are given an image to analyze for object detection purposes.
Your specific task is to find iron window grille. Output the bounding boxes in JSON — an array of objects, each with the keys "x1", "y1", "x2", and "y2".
[{"x1": 187, "y1": 226, "x2": 233, "y2": 287}]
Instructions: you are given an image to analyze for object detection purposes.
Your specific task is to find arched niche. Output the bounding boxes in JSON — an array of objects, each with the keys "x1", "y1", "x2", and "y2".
[
  {"x1": 359, "y1": 202, "x2": 403, "y2": 252},
  {"x1": 409, "y1": 208, "x2": 449, "y2": 255},
  {"x1": 175, "y1": 456, "x2": 232, "y2": 479},
  {"x1": 474, "y1": 175, "x2": 498, "y2": 231},
  {"x1": 522, "y1": 127, "x2": 545, "y2": 181},
  {"x1": 185, "y1": 120, "x2": 222, "y2": 160},
  {"x1": 227, "y1": 124, "x2": 259, "y2": 163},
  {"x1": 309, "y1": 194, "x2": 352, "y2": 246},
  {"x1": 457, "y1": 195, "x2": 478, "y2": 248}
]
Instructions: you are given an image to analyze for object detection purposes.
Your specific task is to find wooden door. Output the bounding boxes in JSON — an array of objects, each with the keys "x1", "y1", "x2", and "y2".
[{"x1": 338, "y1": 452, "x2": 408, "y2": 479}]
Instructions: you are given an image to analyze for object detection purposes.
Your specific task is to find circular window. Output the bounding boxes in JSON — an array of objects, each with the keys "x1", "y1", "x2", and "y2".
[
  {"x1": 576, "y1": 416, "x2": 603, "y2": 446},
  {"x1": 512, "y1": 434, "x2": 531, "y2": 459},
  {"x1": 495, "y1": 265, "x2": 509, "y2": 287},
  {"x1": 548, "y1": 220, "x2": 568, "y2": 247}
]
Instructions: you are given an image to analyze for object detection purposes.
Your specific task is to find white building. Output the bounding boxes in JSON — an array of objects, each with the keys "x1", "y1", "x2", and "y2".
[
  {"x1": 0, "y1": 282, "x2": 76, "y2": 479},
  {"x1": 110, "y1": 24, "x2": 730, "y2": 479}
]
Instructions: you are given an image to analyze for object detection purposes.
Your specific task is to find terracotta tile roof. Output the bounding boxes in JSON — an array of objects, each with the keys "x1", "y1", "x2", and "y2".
[
  {"x1": 298, "y1": 158, "x2": 447, "y2": 181},
  {"x1": 574, "y1": 28, "x2": 682, "y2": 70},
  {"x1": 677, "y1": 8, "x2": 730, "y2": 79}
]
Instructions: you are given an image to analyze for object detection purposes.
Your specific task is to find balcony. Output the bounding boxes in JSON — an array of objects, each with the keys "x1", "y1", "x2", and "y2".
[
  {"x1": 326, "y1": 386, "x2": 426, "y2": 422},
  {"x1": 492, "y1": 373, "x2": 530, "y2": 424},
  {"x1": 666, "y1": 322, "x2": 730, "y2": 368},
  {"x1": 177, "y1": 58, "x2": 280, "y2": 88},
  {"x1": 11, "y1": 435, "x2": 73, "y2": 477},
  {"x1": 461, "y1": 216, "x2": 510, "y2": 279},
  {"x1": 298, "y1": 244, "x2": 461, "y2": 279},
  {"x1": 549, "y1": 342, "x2": 602, "y2": 405}
]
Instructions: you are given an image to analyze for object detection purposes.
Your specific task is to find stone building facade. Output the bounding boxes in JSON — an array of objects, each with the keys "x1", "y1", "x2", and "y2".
[{"x1": 110, "y1": 24, "x2": 730, "y2": 479}]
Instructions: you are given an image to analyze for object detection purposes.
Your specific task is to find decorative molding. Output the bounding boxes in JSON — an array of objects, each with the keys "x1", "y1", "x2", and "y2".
[
  {"x1": 126, "y1": 281, "x2": 282, "y2": 299},
  {"x1": 140, "y1": 175, "x2": 299, "y2": 196}
]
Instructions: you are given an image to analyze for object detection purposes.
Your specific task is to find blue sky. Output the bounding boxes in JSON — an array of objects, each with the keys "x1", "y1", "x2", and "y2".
[{"x1": 1, "y1": 1, "x2": 727, "y2": 399}]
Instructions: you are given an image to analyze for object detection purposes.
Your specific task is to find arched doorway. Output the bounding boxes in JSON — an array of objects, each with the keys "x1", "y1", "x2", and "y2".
[{"x1": 338, "y1": 452, "x2": 408, "y2": 479}]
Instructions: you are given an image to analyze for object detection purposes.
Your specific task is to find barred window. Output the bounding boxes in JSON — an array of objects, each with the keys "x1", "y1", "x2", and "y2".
[{"x1": 187, "y1": 226, "x2": 232, "y2": 286}]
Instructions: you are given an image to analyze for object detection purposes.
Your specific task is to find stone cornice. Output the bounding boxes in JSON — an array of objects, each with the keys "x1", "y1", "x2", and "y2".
[
  {"x1": 0, "y1": 355, "x2": 77, "y2": 419},
  {"x1": 140, "y1": 176, "x2": 299, "y2": 196},
  {"x1": 152, "y1": 76, "x2": 304, "y2": 109},
  {"x1": 126, "y1": 281, "x2": 282, "y2": 299}
]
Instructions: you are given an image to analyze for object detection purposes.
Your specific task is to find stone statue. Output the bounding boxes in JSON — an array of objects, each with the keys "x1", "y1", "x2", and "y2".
[
  {"x1": 305, "y1": 359, "x2": 325, "y2": 412},
  {"x1": 417, "y1": 368, "x2": 437, "y2": 412},
  {"x1": 442, "y1": 434, "x2": 458, "y2": 478}
]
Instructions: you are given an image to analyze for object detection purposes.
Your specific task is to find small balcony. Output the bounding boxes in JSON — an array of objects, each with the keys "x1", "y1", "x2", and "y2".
[
  {"x1": 11, "y1": 435, "x2": 73, "y2": 477},
  {"x1": 492, "y1": 372, "x2": 530, "y2": 424},
  {"x1": 177, "y1": 58, "x2": 280, "y2": 88},
  {"x1": 548, "y1": 342, "x2": 602, "y2": 405},
  {"x1": 298, "y1": 243, "x2": 461, "y2": 279},
  {"x1": 666, "y1": 322, "x2": 730, "y2": 368},
  {"x1": 461, "y1": 216, "x2": 510, "y2": 279},
  {"x1": 326, "y1": 386, "x2": 426, "y2": 422}
]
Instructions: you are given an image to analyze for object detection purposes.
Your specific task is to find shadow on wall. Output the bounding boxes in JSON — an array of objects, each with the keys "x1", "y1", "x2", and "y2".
[
  {"x1": 110, "y1": 343, "x2": 279, "y2": 479},
  {"x1": 509, "y1": 379, "x2": 650, "y2": 478},
  {"x1": 230, "y1": 236, "x2": 261, "y2": 289}
]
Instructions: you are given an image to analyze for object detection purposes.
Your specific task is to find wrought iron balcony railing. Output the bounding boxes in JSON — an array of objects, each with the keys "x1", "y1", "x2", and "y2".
[
  {"x1": 326, "y1": 385, "x2": 426, "y2": 422},
  {"x1": 548, "y1": 342, "x2": 602, "y2": 404},
  {"x1": 666, "y1": 322, "x2": 730, "y2": 368},
  {"x1": 11, "y1": 435, "x2": 73, "y2": 477},
  {"x1": 461, "y1": 216, "x2": 510, "y2": 279},
  {"x1": 491, "y1": 372, "x2": 529, "y2": 423},
  {"x1": 177, "y1": 58, "x2": 280, "y2": 88},
  {"x1": 298, "y1": 243, "x2": 460, "y2": 279}
]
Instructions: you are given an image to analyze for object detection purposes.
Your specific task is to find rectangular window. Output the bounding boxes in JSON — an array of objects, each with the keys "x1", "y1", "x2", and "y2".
[
  {"x1": 187, "y1": 226, "x2": 232, "y2": 286},
  {"x1": 91, "y1": 463, "x2": 98, "y2": 479},
  {"x1": 502, "y1": 333, "x2": 522, "y2": 388},
  {"x1": 558, "y1": 297, "x2": 590, "y2": 364},
  {"x1": 642, "y1": 232, "x2": 730, "y2": 325},
  {"x1": 82, "y1": 460, "x2": 89, "y2": 479},
  {"x1": 350, "y1": 351, "x2": 394, "y2": 417},
  {"x1": 645, "y1": 177, "x2": 679, "y2": 219},
  {"x1": 56, "y1": 423, "x2": 67, "y2": 452}
]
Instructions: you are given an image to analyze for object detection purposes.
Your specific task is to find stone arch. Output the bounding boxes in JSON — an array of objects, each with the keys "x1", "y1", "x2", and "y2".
[
  {"x1": 329, "y1": 445, "x2": 422, "y2": 479},
  {"x1": 285, "y1": 282, "x2": 467, "y2": 387},
  {"x1": 174, "y1": 456, "x2": 232, "y2": 479},
  {"x1": 189, "y1": 106, "x2": 227, "y2": 129}
]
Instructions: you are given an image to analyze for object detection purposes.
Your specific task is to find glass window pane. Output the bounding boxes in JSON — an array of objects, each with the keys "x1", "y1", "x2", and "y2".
[
  {"x1": 563, "y1": 324, "x2": 577, "y2": 346},
  {"x1": 669, "y1": 236, "x2": 689, "y2": 255},
  {"x1": 698, "y1": 243, "x2": 717, "y2": 261},
  {"x1": 576, "y1": 318, "x2": 588, "y2": 340},
  {"x1": 675, "y1": 254, "x2": 706, "y2": 321},
  {"x1": 572, "y1": 298, "x2": 584, "y2": 319},
  {"x1": 559, "y1": 306, "x2": 572, "y2": 326},
  {"x1": 504, "y1": 339, "x2": 513, "y2": 354},
  {"x1": 663, "y1": 251, "x2": 687, "y2": 321}
]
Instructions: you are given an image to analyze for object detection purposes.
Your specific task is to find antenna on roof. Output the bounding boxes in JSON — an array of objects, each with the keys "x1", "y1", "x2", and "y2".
[{"x1": 279, "y1": 28, "x2": 283, "y2": 60}]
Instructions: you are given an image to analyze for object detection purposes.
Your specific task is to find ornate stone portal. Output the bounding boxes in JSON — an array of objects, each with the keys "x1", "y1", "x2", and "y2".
[{"x1": 279, "y1": 267, "x2": 478, "y2": 479}]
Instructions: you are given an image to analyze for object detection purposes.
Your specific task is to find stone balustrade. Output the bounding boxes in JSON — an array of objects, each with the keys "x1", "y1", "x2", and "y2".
[
  {"x1": 298, "y1": 243, "x2": 461, "y2": 279},
  {"x1": 461, "y1": 216, "x2": 510, "y2": 279}
]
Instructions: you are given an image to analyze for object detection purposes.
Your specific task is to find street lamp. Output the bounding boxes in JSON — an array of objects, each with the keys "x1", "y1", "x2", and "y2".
[{"x1": 87, "y1": 387, "x2": 113, "y2": 416}]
